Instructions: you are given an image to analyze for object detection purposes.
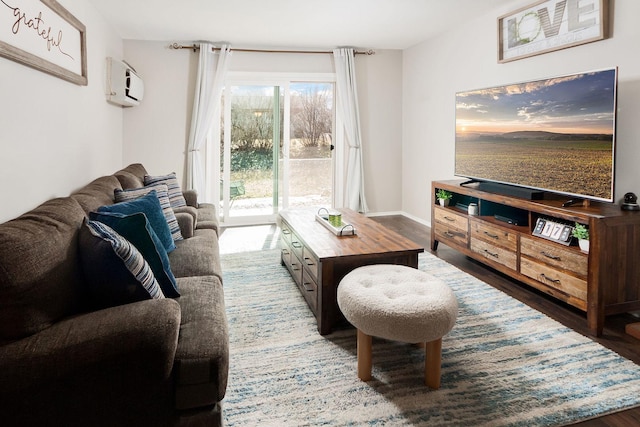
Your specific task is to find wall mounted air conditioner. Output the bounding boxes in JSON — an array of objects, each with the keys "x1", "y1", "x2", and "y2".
[{"x1": 107, "y1": 57, "x2": 144, "y2": 107}]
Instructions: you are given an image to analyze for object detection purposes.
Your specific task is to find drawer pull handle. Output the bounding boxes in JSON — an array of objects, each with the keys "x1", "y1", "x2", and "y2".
[
  {"x1": 443, "y1": 216, "x2": 456, "y2": 222},
  {"x1": 483, "y1": 249, "x2": 499, "y2": 258},
  {"x1": 282, "y1": 249, "x2": 290, "y2": 255},
  {"x1": 484, "y1": 231, "x2": 499, "y2": 239},
  {"x1": 291, "y1": 263, "x2": 300, "y2": 271},
  {"x1": 540, "y1": 274, "x2": 560, "y2": 284},
  {"x1": 444, "y1": 231, "x2": 455, "y2": 238},
  {"x1": 282, "y1": 229, "x2": 291, "y2": 235},
  {"x1": 303, "y1": 282, "x2": 314, "y2": 292},
  {"x1": 541, "y1": 251, "x2": 561, "y2": 261},
  {"x1": 304, "y1": 257, "x2": 315, "y2": 266},
  {"x1": 292, "y1": 242, "x2": 302, "y2": 249}
]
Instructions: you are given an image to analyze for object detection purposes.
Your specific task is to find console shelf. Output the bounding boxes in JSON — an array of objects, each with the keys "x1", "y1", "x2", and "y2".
[{"x1": 431, "y1": 179, "x2": 640, "y2": 336}]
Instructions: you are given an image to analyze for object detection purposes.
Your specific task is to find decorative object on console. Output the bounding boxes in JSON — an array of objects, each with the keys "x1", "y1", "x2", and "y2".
[
  {"x1": 497, "y1": 0, "x2": 609, "y2": 63},
  {"x1": 572, "y1": 222, "x2": 590, "y2": 253},
  {"x1": 532, "y1": 217, "x2": 573, "y2": 246},
  {"x1": 622, "y1": 192, "x2": 640, "y2": 211},
  {"x1": 436, "y1": 189, "x2": 453, "y2": 206}
]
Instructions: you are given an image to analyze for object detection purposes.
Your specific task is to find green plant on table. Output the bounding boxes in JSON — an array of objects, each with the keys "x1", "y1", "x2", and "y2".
[
  {"x1": 436, "y1": 189, "x2": 453, "y2": 201},
  {"x1": 572, "y1": 223, "x2": 589, "y2": 240}
]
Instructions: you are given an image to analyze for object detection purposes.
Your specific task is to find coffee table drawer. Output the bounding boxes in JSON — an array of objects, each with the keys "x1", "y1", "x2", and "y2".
[
  {"x1": 290, "y1": 231, "x2": 304, "y2": 261},
  {"x1": 302, "y1": 247, "x2": 319, "y2": 281},
  {"x1": 281, "y1": 222, "x2": 293, "y2": 244},
  {"x1": 301, "y1": 269, "x2": 318, "y2": 314}
]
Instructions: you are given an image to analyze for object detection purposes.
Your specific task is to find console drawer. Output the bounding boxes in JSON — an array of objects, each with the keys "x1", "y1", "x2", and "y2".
[
  {"x1": 470, "y1": 219, "x2": 518, "y2": 251},
  {"x1": 434, "y1": 207, "x2": 468, "y2": 247},
  {"x1": 434, "y1": 207, "x2": 468, "y2": 231},
  {"x1": 470, "y1": 238, "x2": 517, "y2": 270},
  {"x1": 521, "y1": 257, "x2": 587, "y2": 301},
  {"x1": 520, "y1": 235, "x2": 587, "y2": 278}
]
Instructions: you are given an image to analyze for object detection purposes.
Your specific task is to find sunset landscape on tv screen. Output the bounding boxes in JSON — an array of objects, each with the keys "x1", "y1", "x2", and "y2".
[{"x1": 455, "y1": 68, "x2": 617, "y2": 202}]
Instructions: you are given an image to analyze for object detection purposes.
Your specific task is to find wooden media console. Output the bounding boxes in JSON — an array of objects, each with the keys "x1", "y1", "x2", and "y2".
[{"x1": 431, "y1": 180, "x2": 640, "y2": 336}]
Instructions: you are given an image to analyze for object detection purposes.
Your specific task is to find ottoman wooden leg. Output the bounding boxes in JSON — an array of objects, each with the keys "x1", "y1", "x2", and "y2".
[
  {"x1": 425, "y1": 338, "x2": 442, "y2": 389},
  {"x1": 357, "y1": 329, "x2": 372, "y2": 381}
]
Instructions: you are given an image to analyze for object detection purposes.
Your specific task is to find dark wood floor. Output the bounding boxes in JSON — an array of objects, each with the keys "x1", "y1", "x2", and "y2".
[{"x1": 370, "y1": 215, "x2": 640, "y2": 427}]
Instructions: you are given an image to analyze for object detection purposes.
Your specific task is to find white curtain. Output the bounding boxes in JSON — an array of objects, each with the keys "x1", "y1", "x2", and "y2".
[
  {"x1": 186, "y1": 43, "x2": 231, "y2": 201},
  {"x1": 333, "y1": 48, "x2": 368, "y2": 213}
]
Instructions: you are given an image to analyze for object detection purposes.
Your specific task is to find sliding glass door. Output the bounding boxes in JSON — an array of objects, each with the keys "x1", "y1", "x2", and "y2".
[{"x1": 217, "y1": 75, "x2": 334, "y2": 225}]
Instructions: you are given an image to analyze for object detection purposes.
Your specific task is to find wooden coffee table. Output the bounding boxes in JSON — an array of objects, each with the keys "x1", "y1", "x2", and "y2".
[{"x1": 279, "y1": 208, "x2": 424, "y2": 335}]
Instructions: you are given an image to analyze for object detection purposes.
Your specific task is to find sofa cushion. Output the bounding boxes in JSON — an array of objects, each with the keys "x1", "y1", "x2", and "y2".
[
  {"x1": 169, "y1": 229, "x2": 222, "y2": 284},
  {"x1": 114, "y1": 163, "x2": 148, "y2": 188},
  {"x1": 144, "y1": 172, "x2": 187, "y2": 208},
  {"x1": 101, "y1": 189, "x2": 176, "y2": 252},
  {"x1": 0, "y1": 197, "x2": 87, "y2": 342},
  {"x1": 89, "y1": 211, "x2": 180, "y2": 298},
  {"x1": 173, "y1": 275, "x2": 228, "y2": 409},
  {"x1": 79, "y1": 219, "x2": 165, "y2": 308},
  {"x1": 70, "y1": 175, "x2": 122, "y2": 213},
  {"x1": 114, "y1": 186, "x2": 183, "y2": 243}
]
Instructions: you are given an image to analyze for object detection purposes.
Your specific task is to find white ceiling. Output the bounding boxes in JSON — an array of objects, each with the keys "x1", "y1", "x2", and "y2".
[{"x1": 88, "y1": 0, "x2": 515, "y2": 50}]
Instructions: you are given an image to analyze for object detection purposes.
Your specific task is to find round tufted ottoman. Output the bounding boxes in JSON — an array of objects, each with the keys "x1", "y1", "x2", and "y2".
[{"x1": 337, "y1": 264, "x2": 458, "y2": 389}]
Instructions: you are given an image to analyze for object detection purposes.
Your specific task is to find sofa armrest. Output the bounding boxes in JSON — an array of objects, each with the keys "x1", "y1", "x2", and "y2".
[
  {"x1": 0, "y1": 298, "x2": 181, "y2": 393},
  {"x1": 183, "y1": 189, "x2": 199, "y2": 208},
  {"x1": 175, "y1": 211, "x2": 195, "y2": 239}
]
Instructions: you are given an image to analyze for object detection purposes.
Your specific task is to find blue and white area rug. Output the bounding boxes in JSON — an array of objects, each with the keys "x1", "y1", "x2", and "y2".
[{"x1": 221, "y1": 249, "x2": 640, "y2": 426}]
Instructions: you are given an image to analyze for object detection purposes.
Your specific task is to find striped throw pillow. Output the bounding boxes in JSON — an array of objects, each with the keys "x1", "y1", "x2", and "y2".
[
  {"x1": 82, "y1": 220, "x2": 165, "y2": 303},
  {"x1": 144, "y1": 172, "x2": 187, "y2": 208},
  {"x1": 114, "y1": 185, "x2": 183, "y2": 242}
]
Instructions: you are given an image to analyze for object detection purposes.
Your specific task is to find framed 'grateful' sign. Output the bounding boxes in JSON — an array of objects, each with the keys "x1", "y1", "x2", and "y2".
[
  {"x1": 498, "y1": 0, "x2": 608, "y2": 63},
  {"x1": 0, "y1": 0, "x2": 87, "y2": 85}
]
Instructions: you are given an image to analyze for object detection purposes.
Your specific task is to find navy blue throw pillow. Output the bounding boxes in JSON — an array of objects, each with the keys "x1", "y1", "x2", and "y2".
[{"x1": 89, "y1": 211, "x2": 180, "y2": 298}]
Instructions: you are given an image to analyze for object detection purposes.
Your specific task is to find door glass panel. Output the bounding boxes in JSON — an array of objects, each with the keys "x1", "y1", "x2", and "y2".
[
  {"x1": 288, "y1": 82, "x2": 333, "y2": 208},
  {"x1": 221, "y1": 85, "x2": 283, "y2": 219}
]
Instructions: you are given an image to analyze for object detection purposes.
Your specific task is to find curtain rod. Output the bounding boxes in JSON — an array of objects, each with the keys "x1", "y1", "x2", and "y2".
[{"x1": 169, "y1": 43, "x2": 375, "y2": 55}]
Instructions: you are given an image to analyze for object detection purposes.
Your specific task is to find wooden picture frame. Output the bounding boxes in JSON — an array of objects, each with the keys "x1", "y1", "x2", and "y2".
[
  {"x1": 498, "y1": 0, "x2": 608, "y2": 63},
  {"x1": 0, "y1": 0, "x2": 87, "y2": 85}
]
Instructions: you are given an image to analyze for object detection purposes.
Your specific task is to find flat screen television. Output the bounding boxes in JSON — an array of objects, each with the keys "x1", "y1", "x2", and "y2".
[{"x1": 455, "y1": 67, "x2": 617, "y2": 203}]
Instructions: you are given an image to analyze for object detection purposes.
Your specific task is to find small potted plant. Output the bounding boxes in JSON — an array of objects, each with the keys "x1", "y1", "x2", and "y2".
[
  {"x1": 436, "y1": 189, "x2": 453, "y2": 207},
  {"x1": 572, "y1": 222, "x2": 589, "y2": 252}
]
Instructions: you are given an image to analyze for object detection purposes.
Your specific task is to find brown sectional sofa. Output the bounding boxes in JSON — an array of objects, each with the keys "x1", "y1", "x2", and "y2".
[{"x1": 0, "y1": 164, "x2": 228, "y2": 426}]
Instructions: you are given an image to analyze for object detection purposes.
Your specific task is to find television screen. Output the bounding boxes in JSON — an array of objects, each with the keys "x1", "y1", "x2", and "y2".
[{"x1": 455, "y1": 68, "x2": 617, "y2": 202}]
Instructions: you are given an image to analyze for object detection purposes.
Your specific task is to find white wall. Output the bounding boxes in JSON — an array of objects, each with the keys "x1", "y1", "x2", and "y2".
[
  {"x1": 403, "y1": 0, "x2": 640, "y2": 224},
  {"x1": 0, "y1": 0, "x2": 123, "y2": 223},
  {"x1": 122, "y1": 42, "x2": 403, "y2": 214}
]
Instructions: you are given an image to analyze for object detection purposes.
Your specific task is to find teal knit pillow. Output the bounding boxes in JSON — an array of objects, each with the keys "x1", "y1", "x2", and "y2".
[
  {"x1": 101, "y1": 189, "x2": 176, "y2": 252},
  {"x1": 114, "y1": 185, "x2": 183, "y2": 243}
]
